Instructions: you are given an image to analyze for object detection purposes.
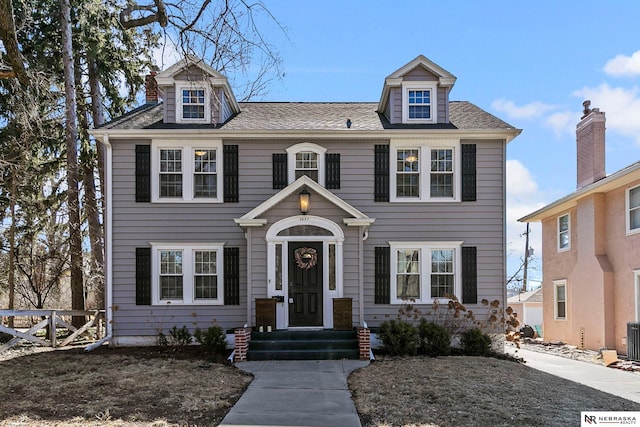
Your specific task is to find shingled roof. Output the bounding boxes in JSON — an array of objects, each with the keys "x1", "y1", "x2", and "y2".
[{"x1": 99, "y1": 100, "x2": 517, "y2": 132}]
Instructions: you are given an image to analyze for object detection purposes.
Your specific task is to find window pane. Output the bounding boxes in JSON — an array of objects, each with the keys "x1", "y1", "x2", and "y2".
[
  {"x1": 275, "y1": 244, "x2": 282, "y2": 290},
  {"x1": 559, "y1": 232, "x2": 569, "y2": 249},
  {"x1": 194, "y1": 175, "x2": 217, "y2": 198},
  {"x1": 430, "y1": 173, "x2": 453, "y2": 197},
  {"x1": 160, "y1": 251, "x2": 182, "y2": 274},
  {"x1": 431, "y1": 149, "x2": 452, "y2": 172},
  {"x1": 556, "y1": 285, "x2": 565, "y2": 301},
  {"x1": 160, "y1": 149, "x2": 182, "y2": 172},
  {"x1": 161, "y1": 276, "x2": 183, "y2": 299},
  {"x1": 631, "y1": 208, "x2": 640, "y2": 230},
  {"x1": 194, "y1": 250, "x2": 217, "y2": 300},
  {"x1": 182, "y1": 89, "x2": 205, "y2": 119},
  {"x1": 431, "y1": 274, "x2": 454, "y2": 298},
  {"x1": 397, "y1": 174, "x2": 420, "y2": 197},
  {"x1": 397, "y1": 249, "x2": 420, "y2": 299},
  {"x1": 295, "y1": 152, "x2": 319, "y2": 182},
  {"x1": 408, "y1": 90, "x2": 431, "y2": 119},
  {"x1": 557, "y1": 301, "x2": 566, "y2": 318},
  {"x1": 160, "y1": 174, "x2": 183, "y2": 197},
  {"x1": 397, "y1": 149, "x2": 419, "y2": 172},
  {"x1": 329, "y1": 244, "x2": 336, "y2": 291},
  {"x1": 630, "y1": 187, "x2": 640, "y2": 209},
  {"x1": 558, "y1": 215, "x2": 568, "y2": 232},
  {"x1": 194, "y1": 150, "x2": 216, "y2": 172},
  {"x1": 195, "y1": 276, "x2": 217, "y2": 299}
]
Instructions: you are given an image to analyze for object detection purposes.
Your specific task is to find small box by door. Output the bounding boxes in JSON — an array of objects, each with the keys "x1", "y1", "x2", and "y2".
[
  {"x1": 255, "y1": 298, "x2": 276, "y2": 330},
  {"x1": 333, "y1": 298, "x2": 352, "y2": 330}
]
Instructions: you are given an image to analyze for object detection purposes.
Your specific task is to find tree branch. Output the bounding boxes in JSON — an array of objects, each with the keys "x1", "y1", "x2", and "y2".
[{"x1": 0, "y1": 0, "x2": 29, "y2": 85}]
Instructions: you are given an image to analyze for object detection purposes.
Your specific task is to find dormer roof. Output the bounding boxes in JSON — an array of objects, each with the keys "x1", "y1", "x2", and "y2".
[
  {"x1": 155, "y1": 54, "x2": 241, "y2": 115},
  {"x1": 378, "y1": 55, "x2": 457, "y2": 112}
]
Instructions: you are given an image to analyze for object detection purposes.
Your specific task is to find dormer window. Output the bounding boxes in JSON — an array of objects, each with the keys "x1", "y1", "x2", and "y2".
[
  {"x1": 177, "y1": 86, "x2": 210, "y2": 123},
  {"x1": 401, "y1": 82, "x2": 438, "y2": 124},
  {"x1": 408, "y1": 89, "x2": 431, "y2": 119}
]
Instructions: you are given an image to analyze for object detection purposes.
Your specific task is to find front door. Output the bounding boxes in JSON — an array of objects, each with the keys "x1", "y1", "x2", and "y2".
[{"x1": 288, "y1": 242, "x2": 323, "y2": 327}]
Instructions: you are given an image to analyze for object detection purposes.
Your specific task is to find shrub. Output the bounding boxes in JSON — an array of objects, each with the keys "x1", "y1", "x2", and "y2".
[
  {"x1": 379, "y1": 319, "x2": 418, "y2": 356},
  {"x1": 193, "y1": 326, "x2": 227, "y2": 354},
  {"x1": 460, "y1": 328, "x2": 492, "y2": 356},
  {"x1": 417, "y1": 319, "x2": 451, "y2": 357},
  {"x1": 168, "y1": 325, "x2": 192, "y2": 347}
]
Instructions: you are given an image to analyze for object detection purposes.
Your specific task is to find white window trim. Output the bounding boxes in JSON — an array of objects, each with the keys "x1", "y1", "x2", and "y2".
[
  {"x1": 626, "y1": 185, "x2": 640, "y2": 236},
  {"x1": 557, "y1": 213, "x2": 571, "y2": 252},
  {"x1": 286, "y1": 142, "x2": 327, "y2": 185},
  {"x1": 176, "y1": 85, "x2": 211, "y2": 124},
  {"x1": 390, "y1": 140, "x2": 460, "y2": 202},
  {"x1": 402, "y1": 82, "x2": 438, "y2": 124},
  {"x1": 389, "y1": 241, "x2": 462, "y2": 304},
  {"x1": 151, "y1": 242, "x2": 225, "y2": 305},
  {"x1": 553, "y1": 279, "x2": 567, "y2": 320},
  {"x1": 151, "y1": 140, "x2": 223, "y2": 203}
]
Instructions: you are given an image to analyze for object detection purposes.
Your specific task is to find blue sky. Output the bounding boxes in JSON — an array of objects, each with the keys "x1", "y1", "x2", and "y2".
[{"x1": 159, "y1": 0, "x2": 640, "y2": 287}]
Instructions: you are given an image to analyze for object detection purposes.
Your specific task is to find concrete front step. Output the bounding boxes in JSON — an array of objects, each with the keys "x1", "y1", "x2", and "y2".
[{"x1": 247, "y1": 329, "x2": 359, "y2": 361}]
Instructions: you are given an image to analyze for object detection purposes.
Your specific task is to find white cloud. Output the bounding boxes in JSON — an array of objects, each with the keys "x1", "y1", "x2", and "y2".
[
  {"x1": 604, "y1": 50, "x2": 640, "y2": 77},
  {"x1": 544, "y1": 111, "x2": 575, "y2": 138},
  {"x1": 506, "y1": 160, "x2": 546, "y2": 282},
  {"x1": 492, "y1": 99, "x2": 556, "y2": 120},
  {"x1": 573, "y1": 83, "x2": 640, "y2": 144}
]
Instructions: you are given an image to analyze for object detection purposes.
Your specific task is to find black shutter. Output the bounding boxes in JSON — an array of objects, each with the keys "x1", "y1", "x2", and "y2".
[
  {"x1": 136, "y1": 247, "x2": 152, "y2": 305},
  {"x1": 224, "y1": 247, "x2": 240, "y2": 305},
  {"x1": 325, "y1": 153, "x2": 340, "y2": 189},
  {"x1": 135, "y1": 145, "x2": 151, "y2": 202},
  {"x1": 461, "y1": 144, "x2": 476, "y2": 202},
  {"x1": 374, "y1": 144, "x2": 389, "y2": 202},
  {"x1": 223, "y1": 145, "x2": 239, "y2": 202},
  {"x1": 272, "y1": 153, "x2": 288, "y2": 189},
  {"x1": 374, "y1": 246, "x2": 391, "y2": 304},
  {"x1": 461, "y1": 246, "x2": 477, "y2": 304}
]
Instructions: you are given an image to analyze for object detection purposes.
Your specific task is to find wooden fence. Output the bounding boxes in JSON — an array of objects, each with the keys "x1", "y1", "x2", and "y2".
[{"x1": 0, "y1": 310, "x2": 105, "y2": 352}]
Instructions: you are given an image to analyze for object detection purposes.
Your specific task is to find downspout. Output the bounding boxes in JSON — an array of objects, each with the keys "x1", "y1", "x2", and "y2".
[
  {"x1": 88, "y1": 133, "x2": 113, "y2": 350},
  {"x1": 100, "y1": 133, "x2": 113, "y2": 344},
  {"x1": 358, "y1": 226, "x2": 365, "y2": 326},
  {"x1": 245, "y1": 228, "x2": 252, "y2": 327}
]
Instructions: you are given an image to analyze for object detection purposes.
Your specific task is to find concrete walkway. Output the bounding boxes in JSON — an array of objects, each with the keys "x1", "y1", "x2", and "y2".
[
  {"x1": 509, "y1": 347, "x2": 640, "y2": 404},
  {"x1": 219, "y1": 360, "x2": 369, "y2": 427}
]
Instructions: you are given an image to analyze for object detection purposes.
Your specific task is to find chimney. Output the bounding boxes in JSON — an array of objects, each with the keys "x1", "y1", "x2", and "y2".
[
  {"x1": 145, "y1": 70, "x2": 158, "y2": 104},
  {"x1": 576, "y1": 100, "x2": 606, "y2": 188}
]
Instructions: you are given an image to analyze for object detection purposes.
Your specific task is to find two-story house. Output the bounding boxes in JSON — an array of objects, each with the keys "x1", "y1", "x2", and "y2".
[
  {"x1": 519, "y1": 103, "x2": 640, "y2": 356},
  {"x1": 92, "y1": 54, "x2": 520, "y2": 354}
]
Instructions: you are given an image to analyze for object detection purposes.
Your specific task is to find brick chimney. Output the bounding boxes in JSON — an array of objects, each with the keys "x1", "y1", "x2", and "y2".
[
  {"x1": 576, "y1": 100, "x2": 606, "y2": 188},
  {"x1": 145, "y1": 70, "x2": 158, "y2": 104}
]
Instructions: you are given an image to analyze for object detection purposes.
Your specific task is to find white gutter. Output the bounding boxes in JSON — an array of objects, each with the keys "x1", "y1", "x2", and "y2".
[{"x1": 102, "y1": 133, "x2": 114, "y2": 342}]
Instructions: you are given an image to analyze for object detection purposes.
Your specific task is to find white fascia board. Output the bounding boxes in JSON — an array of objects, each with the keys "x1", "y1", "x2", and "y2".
[
  {"x1": 343, "y1": 218, "x2": 376, "y2": 227},
  {"x1": 90, "y1": 128, "x2": 521, "y2": 143}
]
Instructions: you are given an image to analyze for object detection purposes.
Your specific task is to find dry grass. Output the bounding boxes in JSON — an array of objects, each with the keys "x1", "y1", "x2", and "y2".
[
  {"x1": 0, "y1": 347, "x2": 251, "y2": 427},
  {"x1": 1, "y1": 346, "x2": 639, "y2": 427},
  {"x1": 349, "y1": 355, "x2": 640, "y2": 427}
]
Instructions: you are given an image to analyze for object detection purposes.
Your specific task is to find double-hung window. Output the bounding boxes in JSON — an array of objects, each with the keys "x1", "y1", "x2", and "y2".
[
  {"x1": 159, "y1": 149, "x2": 183, "y2": 198},
  {"x1": 391, "y1": 142, "x2": 459, "y2": 202},
  {"x1": 553, "y1": 279, "x2": 567, "y2": 320},
  {"x1": 152, "y1": 141, "x2": 223, "y2": 202},
  {"x1": 627, "y1": 185, "x2": 640, "y2": 235},
  {"x1": 390, "y1": 242, "x2": 461, "y2": 303},
  {"x1": 557, "y1": 213, "x2": 570, "y2": 251},
  {"x1": 177, "y1": 86, "x2": 210, "y2": 124},
  {"x1": 153, "y1": 243, "x2": 224, "y2": 305},
  {"x1": 402, "y1": 82, "x2": 437, "y2": 124},
  {"x1": 287, "y1": 143, "x2": 326, "y2": 185}
]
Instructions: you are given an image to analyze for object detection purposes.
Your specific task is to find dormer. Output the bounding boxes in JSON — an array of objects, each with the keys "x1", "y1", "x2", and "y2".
[
  {"x1": 378, "y1": 55, "x2": 456, "y2": 125},
  {"x1": 154, "y1": 55, "x2": 241, "y2": 125}
]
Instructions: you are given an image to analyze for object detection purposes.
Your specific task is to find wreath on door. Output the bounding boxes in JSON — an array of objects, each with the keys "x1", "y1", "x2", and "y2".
[{"x1": 294, "y1": 247, "x2": 318, "y2": 270}]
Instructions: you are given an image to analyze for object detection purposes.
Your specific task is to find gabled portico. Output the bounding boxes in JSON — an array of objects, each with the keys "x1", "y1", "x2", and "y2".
[{"x1": 235, "y1": 176, "x2": 375, "y2": 329}]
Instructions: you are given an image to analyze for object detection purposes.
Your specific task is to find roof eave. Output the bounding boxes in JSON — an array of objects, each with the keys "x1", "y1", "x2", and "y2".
[{"x1": 519, "y1": 162, "x2": 640, "y2": 223}]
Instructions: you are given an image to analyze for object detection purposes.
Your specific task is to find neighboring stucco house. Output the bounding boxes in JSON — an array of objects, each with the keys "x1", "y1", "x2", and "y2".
[
  {"x1": 519, "y1": 103, "x2": 640, "y2": 355},
  {"x1": 507, "y1": 287, "x2": 543, "y2": 332},
  {"x1": 91, "y1": 54, "x2": 520, "y2": 347}
]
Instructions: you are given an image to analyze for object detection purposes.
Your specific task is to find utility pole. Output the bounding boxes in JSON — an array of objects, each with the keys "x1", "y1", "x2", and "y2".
[{"x1": 522, "y1": 223, "x2": 530, "y2": 293}]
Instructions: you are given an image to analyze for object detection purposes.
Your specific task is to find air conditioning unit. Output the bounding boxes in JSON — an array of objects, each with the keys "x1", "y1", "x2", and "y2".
[{"x1": 628, "y1": 322, "x2": 640, "y2": 362}]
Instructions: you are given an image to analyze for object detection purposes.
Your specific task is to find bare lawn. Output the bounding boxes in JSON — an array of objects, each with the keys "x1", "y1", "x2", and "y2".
[{"x1": 0, "y1": 346, "x2": 638, "y2": 426}]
